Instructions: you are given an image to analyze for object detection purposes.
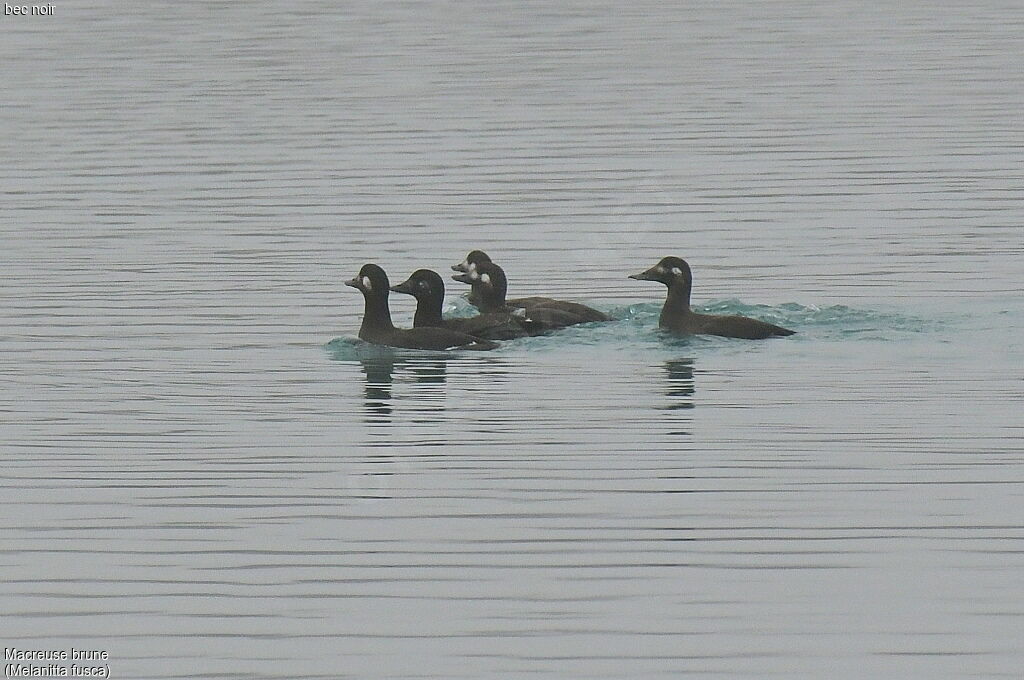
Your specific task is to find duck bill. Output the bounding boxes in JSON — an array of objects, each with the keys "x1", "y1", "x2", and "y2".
[
  {"x1": 389, "y1": 280, "x2": 414, "y2": 295},
  {"x1": 628, "y1": 269, "x2": 655, "y2": 281},
  {"x1": 451, "y1": 272, "x2": 473, "y2": 285},
  {"x1": 451, "y1": 261, "x2": 469, "y2": 273},
  {"x1": 344, "y1": 277, "x2": 361, "y2": 288}
]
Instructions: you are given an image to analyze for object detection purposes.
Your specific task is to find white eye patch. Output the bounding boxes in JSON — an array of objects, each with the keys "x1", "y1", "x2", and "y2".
[
  {"x1": 361, "y1": 276, "x2": 372, "y2": 290},
  {"x1": 481, "y1": 273, "x2": 491, "y2": 285},
  {"x1": 671, "y1": 267, "x2": 682, "y2": 276},
  {"x1": 467, "y1": 262, "x2": 476, "y2": 272},
  {"x1": 655, "y1": 265, "x2": 666, "y2": 274}
]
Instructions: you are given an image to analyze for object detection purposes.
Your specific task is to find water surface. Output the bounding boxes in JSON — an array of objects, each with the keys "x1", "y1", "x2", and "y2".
[{"x1": 2, "y1": 1, "x2": 1023, "y2": 678}]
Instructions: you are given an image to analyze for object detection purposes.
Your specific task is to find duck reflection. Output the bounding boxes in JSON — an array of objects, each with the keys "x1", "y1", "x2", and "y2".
[
  {"x1": 359, "y1": 354, "x2": 449, "y2": 423},
  {"x1": 360, "y1": 355, "x2": 398, "y2": 420},
  {"x1": 664, "y1": 358, "x2": 696, "y2": 411}
]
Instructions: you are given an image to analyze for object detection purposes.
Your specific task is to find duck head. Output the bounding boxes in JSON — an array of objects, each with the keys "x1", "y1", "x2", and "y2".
[
  {"x1": 346, "y1": 263, "x2": 391, "y2": 296},
  {"x1": 452, "y1": 261, "x2": 507, "y2": 310},
  {"x1": 629, "y1": 256, "x2": 692, "y2": 288},
  {"x1": 451, "y1": 249, "x2": 492, "y2": 273},
  {"x1": 390, "y1": 268, "x2": 445, "y2": 300}
]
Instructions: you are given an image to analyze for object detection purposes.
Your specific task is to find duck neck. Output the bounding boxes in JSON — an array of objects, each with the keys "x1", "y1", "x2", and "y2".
[
  {"x1": 662, "y1": 282, "x2": 692, "y2": 320},
  {"x1": 360, "y1": 292, "x2": 395, "y2": 334},
  {"x1": 413, "y1": 295, "x2": 444, "y2": 327},
  {"x1": 476, "y1": 287, "x2": 505, "y2": 314}
]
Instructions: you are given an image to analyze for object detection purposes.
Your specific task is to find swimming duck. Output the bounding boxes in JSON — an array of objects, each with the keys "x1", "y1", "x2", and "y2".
[
  {"x1": 452, "y1": 250, "x2": 610, "y2": 322},
  {"x1": 451, "y1": 262, "x2": 588, "y2": 331},
  {"x1": 389, "y1": 268, "x2": 532, "y2": 340},
  {"x1": 346, "y1": 264, "x2": 498, "y2": 350},
  {"x1": 629, "y1": 257, "x2": 795, "y2": 339}
]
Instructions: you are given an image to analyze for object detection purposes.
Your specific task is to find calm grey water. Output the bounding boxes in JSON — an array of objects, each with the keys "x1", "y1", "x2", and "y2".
[{"x1": 3, "y1": 2, "x2": 1023, "y2": 678}]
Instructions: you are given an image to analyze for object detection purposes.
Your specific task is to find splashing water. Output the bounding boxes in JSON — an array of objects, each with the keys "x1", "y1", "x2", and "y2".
[{"x1": 329, "y1": 298, "x2": 940, "y2": 360}]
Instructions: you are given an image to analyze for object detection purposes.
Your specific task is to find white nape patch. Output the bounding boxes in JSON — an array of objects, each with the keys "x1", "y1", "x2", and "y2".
[
  {"x1": 470, "y1": 271, "x2": 480, "y2": 280},
  {"x1": 481, "y1": 273, "x2": 491, "y2": 285},
  {"x1": 671, "y1": 267, "x2": 682, "y2": 276},
  {"x1": 361, "y1": 276, "x2": 372, "y2": 290}
]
